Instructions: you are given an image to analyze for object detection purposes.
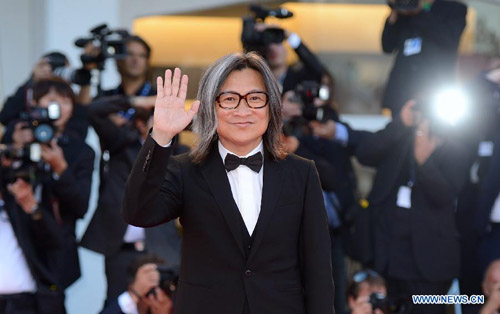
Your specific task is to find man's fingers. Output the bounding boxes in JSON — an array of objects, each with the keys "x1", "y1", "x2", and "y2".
[
  {"x1": 178, "y1": 74, "x2": 189, "y2": 100},
  {"x1": 188, "y1": 100, "x2": 201, "y2": 118},
  {"x1": 171, "y1": 68, "x2": 181, "y2": 97},
  {"x1": 164, "y1": 69, "x2": 172, "y2": 96},
  {"x1": 157, "y1": 76, "x2": 164, "y2": 99}
]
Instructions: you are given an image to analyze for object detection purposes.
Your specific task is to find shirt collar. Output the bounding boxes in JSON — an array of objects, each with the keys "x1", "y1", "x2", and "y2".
[{"x1": 218, "y1": 140, "x2": 264, "y2": 162}]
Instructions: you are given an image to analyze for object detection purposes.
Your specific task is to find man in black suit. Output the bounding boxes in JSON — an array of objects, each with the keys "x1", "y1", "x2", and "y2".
[
  {"x1": 381, "y1": 0, "x2": 467, "y2": 116},
  {"x1": 0, "y1": 165, "x2": 66, "y2": 313},
  {"x1": 3, "y1": 78, "x2": 95, "y2": 291},
  {"x1": 81, "y1": 35, "x2": 186, "y2": 301},
  {"x1": 122, "y1": 52, "x2": 335, "y2": 314},
  {"x1": 355, "y1": 100, "x2": 473, "y2": 313},
  {"x1": 457, "y1": 64, "x2": 500, "y2": 314}
]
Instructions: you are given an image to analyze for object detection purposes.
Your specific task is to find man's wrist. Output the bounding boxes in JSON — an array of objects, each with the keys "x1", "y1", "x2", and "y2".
[{"x1": 151, "y1": 129, "x2": 174, "y2": 147}]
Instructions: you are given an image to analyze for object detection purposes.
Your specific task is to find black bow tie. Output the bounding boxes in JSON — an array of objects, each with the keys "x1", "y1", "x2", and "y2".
[{"x1": 224, "y1": 152, "x2": 263, "y2": 173}]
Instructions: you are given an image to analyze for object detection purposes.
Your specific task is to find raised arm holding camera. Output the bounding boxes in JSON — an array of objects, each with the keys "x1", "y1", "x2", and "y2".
[{"x1": 241, "y1": 5, "x2": 328, "y2": 94}]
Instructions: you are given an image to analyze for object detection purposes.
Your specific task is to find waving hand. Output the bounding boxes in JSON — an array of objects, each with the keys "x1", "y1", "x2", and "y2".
[{"x1": 151, "y1": 68, "x2": 200, "y2": 146}]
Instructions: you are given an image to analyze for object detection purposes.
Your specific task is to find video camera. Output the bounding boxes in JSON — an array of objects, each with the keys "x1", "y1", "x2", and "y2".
[
  {"x1": 241, "y1": 5, "x2": 293, "y2": 57},
  {"x1": 75, "y1": 24, "x2": 130, "y2": 67},
  {"x1": 19, "y1": 102, "x2": 61, "y2": 144}
]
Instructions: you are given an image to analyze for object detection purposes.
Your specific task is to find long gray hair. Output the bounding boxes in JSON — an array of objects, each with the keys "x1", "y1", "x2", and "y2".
[{"x1": 190, "y1": 52, "x2": 286, "y2": 163}]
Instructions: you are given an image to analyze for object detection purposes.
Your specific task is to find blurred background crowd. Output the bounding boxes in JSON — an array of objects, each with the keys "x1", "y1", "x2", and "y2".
[{"x1": 1, "y1": 0, "x2": 500, "y2": 313}]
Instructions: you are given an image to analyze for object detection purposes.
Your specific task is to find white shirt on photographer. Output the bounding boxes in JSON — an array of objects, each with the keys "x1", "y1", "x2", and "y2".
[{"x1": 0, "y1": 202, "x2": 37, "y2": 294}]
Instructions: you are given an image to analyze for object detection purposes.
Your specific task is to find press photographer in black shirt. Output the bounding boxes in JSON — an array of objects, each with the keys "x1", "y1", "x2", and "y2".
[
  {"x1": 1, "y1": 78, "x2": 95, "y2": 303},
  {"x1": 381, "y1": 0, "x2": 467, "y2": 116}
]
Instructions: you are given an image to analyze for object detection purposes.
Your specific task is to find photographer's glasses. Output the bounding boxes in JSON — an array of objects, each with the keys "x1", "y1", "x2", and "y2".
[{"x1": 216, "y1": 91, "x2": 269, "y2": 110}]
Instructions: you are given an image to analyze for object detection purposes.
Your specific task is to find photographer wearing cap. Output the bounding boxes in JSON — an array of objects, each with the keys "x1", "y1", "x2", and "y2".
[
  {"x1": 381, "y1": 0, "x2": 467, "y2": 116},
  {"x1": 355, "y1": 98, "x2": 474, "y2": 313},
  {"x1": 100, "y1": 255, "x2": 176, "y2": 314},
  {"x1": 0, "y1": 51, "x2": 92, "y2": 140},
  {"x1": 81, "y1": 35, "x2": 187, "y2": 302},
  {"x1": 1, "y1": 78, "x2": 95, "y2": 292}
]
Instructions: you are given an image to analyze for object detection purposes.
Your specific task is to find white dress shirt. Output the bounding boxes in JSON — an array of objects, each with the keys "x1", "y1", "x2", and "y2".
[
  {"x1": 490, "y1": 192, "x2": 500, "y2": 223},
  {"x1": 218, "y1": 141, "x2": 264, "y2": 235},
  {"x1": 0, "y1": 204, "x2": 37, "y2": 294}
]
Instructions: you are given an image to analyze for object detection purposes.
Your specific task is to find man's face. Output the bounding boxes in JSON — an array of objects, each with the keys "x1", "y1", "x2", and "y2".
[
  {"x1": 348, "y1": 282, "x2": 387, "y2": 314},
  {"x1": 215, "y1": 68, "x2": 270, "y2": 154},
  {"x1": 37, "y1": 88, "x2": 73, "y2": 130},
  {"x1": 266, "y1": 42, "x2": 288, "y2": 69},
  {"x1": 117, "y1": 41, "x2": 149, "y2": 79}
]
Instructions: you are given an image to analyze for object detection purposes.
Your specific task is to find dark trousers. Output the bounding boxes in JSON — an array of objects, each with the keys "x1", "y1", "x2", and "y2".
[
  {"x1": 105, "y1": 246, "x2": 145, "y2": 299},
  {"x1": 330, "y1": 230, "x2": 346, "y2": 314},
  {"x1": 387, "y1": 278, "x2": 451, "y2": 314},
  {"x1": 0, "y1": 292, "x2": 65, "y2": 314}
]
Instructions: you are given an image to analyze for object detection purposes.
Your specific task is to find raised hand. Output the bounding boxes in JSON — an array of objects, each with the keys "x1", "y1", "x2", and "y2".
[{"x1": 151, "y1": 68, "x2": 200, "y2": 146}]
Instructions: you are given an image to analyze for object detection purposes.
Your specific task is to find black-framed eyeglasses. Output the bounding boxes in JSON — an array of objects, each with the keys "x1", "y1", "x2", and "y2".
[
  {"x1": 216, "y1": 91, "x2": 269, "y2": 110},
  {"x1": 352, "y1": 269, "x2": 381, "y2": 283}
]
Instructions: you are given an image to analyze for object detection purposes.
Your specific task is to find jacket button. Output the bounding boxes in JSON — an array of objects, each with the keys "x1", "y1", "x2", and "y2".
[{"x1": 244, "y1": 270, "x2": 252, "y2": 277}]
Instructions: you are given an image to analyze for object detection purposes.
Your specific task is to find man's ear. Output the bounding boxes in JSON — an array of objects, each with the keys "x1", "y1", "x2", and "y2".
[{"x1": 348, "y1": 295, "x2": 356, "y2": 309}]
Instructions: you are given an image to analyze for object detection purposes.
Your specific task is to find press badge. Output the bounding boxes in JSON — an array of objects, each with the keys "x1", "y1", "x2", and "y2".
[
  {"x1": 403, "y1": 38, "x2": 422, "y2": 56},
  {"x1": 478, "y1": 141, "x2": 494, "y2": 157},
  {"x1": 397, "y1": 186, "x2": 412, "y2": 209}
]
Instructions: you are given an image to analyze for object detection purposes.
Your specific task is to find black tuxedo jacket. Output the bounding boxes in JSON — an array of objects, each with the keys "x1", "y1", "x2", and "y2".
[
  {"x1": 122, "y1": 136, "x2": 335, "y2": 314},
  {"x1": 355, "y1": 119, "x2": 473, "y2": 282}
]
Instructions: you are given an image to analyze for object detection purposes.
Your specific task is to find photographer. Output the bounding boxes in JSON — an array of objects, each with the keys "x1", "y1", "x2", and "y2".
[
  {"x1": 381, "y1": 0, "x2": 467, "y2": 116},
  {"x1": 0, "y1": 51, "x2": 92, "y2": 140},
  {"x1": 242, "y1": 5, "x2": 327, "y2": 94},
  {"x1": 355, "y1": 100, "x2": 473, "y2": 313},
  {"x1": 347, "y1": 270, "x2": 387, "y2": 314},
  {"x1": 100, "y1": 255, "x2": 175, "y2": 314},
  {"x1": 281, "y1": 74, "x2": 368, "y2": 314},
  {"x1": 481, "y1": 259, "x2": 500, "y2": 314},
  {"x1": 81, "y1": 35, "x2": 186, "y2": 302},
  {"x1": 2, "y1": 78, "x2": 95, "y2": 291},
  {"x1": 457, "y1": 60, "x2": 500, "y2": 314},
  {"x1": 0, "y1": 175, "x2": 66, "y2": 314}
]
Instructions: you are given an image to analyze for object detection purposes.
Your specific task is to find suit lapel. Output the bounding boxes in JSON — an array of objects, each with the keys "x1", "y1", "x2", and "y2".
[
  {"x1": 248, "y1": 151, "x2": 285, "y2": 262},
  {"x1": 200, "y1": 144, "x2": 246, "y2": 257}
]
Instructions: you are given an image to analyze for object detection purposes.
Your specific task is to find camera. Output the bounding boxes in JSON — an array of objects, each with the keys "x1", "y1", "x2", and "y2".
[
  {"x1": 45, "y1": 52, "x2": 91, "y2": 86},
  {"x1": 147, "y1": 266, "x2": 178, "y2": 299},
  {"x1": 0, "y1": 143, "x2": 44, "y2": 185},
  {"x1": 241, "y1": 5, "x2": 293, "y2": 57},
  {"x1": 75, "y1": 23, "x2": 130, "y2": 67},
  {"x1": 295, "y1": 80, "x2": 330, "y2": 122},
  {"x1": 389, "y1": 0, "x2": 420, "y2": 11},
  {"x1": 282, "y1": 81, "x2": 331, "y2": 137},
  {"x1": 369, "y1": 293, "x2": 406, "y2": 314},
  {"x1": 413, "y1": 86, "x2": 470, "y2": 137},
  {"x1": 20, "y1": 102, "x2": 61, "y2": 144}
]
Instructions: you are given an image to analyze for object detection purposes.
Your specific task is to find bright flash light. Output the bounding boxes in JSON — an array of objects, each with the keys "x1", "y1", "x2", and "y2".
[{"x1": 432, "y1": 88, "x2": 469, "y2": 126}]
